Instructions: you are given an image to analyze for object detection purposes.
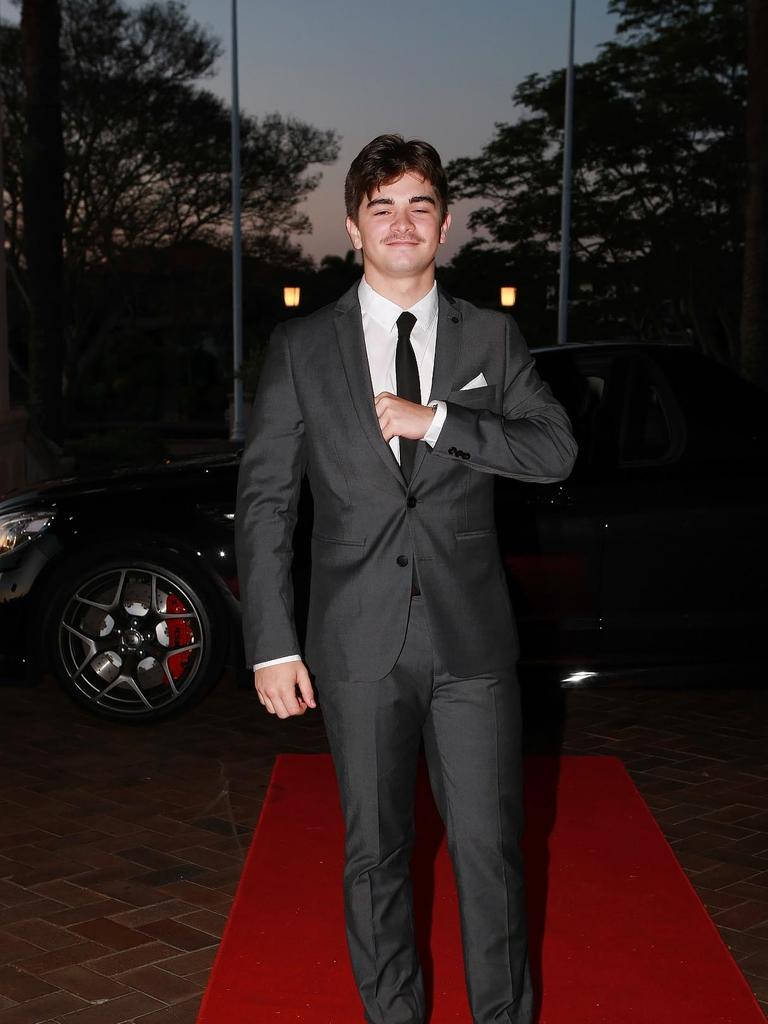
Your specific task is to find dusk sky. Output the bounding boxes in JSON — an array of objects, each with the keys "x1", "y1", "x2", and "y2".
[
  {"x1": 4, "y1": 0, "x2": 620, "y2": 263},
  {"x1": 179, "y1": 0, "x2": 619, "y2": 263}
]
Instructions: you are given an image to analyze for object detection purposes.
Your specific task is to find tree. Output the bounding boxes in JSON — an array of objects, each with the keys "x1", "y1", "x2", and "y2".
[
  {"x1": 447, "y1": 0, "x2": 747, "y2": 359},
  {"x1": 21, "y1": 0, "x2": 64, "y2": 440},
  {"x1": 740, "y1": 0, "x2": 768, "y2": 389},
  {"x1": 1, "y1": 0, "x2": 339, "y2": 421}
]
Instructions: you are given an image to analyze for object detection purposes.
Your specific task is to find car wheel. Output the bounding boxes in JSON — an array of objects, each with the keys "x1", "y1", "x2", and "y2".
[{"x1": 44, "y1": 547, "x2": 227, "y2": 722}]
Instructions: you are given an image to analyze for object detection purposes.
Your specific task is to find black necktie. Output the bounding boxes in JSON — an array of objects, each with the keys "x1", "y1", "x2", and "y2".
[{"x1": 395, "y1": 311, "x2": 419, "y2": 482}]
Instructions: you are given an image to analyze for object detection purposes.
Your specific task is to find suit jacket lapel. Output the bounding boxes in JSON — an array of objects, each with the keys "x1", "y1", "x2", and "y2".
[
  {"x1": 429, "y1": 287, "x2": 462, "y2": 404},
  {"x1": 409, "y1": 286, "x2": 463, "y2": 483},
  {"x1": 333, "y1": 282, "x2": 463, "y2": 490},
  {"x1": 334, "y1": 283, "x2": 406, "y2": 488}
]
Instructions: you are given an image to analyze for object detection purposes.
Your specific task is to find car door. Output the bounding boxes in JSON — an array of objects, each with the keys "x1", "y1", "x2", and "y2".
[
  {"x1": 597, "y1": 348, "x2": 768, "y2": 665},
  {"x1": 494, "y1": 348, "x2": 610, "y2": 667}
]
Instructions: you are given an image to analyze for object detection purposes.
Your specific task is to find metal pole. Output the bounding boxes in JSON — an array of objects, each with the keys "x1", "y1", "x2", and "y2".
[
  {"x1": 0, "y1": 84, "x2": 10, "y2": 415},
  {"x1": 230, "y1": 0, "x2": 245, "y2": 442},
  {"x1": 557, "y1": 0, "x2": 575, "y2": 345}
]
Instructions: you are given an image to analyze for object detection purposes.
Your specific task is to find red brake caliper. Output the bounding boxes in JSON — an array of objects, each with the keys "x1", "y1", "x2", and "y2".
[{"x1": 165, "y1": 593, "x2": 194, "y2": 681}]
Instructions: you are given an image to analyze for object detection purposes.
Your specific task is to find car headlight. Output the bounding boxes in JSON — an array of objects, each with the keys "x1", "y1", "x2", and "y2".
[{"x1": 0, "y1": 509, "x2": 55, "y2": 555}]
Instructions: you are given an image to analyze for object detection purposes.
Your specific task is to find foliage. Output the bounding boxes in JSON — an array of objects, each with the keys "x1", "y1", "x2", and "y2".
[
  {"x1": 740, "y1": 0, "x2": 768, "y2": 389},
  {"x1": 446, "y1": 0, "x2": 747, "y2": 358},
  {"x1": 236, "y1": 250, "x2": 362, "y2": 396},
  {"x1": 1, "y1": 0, "x2": 340, "y2": 421},
  {"x1": 19, "y1": 0, "x2": 66, "y2": 440},
  {"x1": 3, "y1": 0, "x2": 339, "y2": 269}
]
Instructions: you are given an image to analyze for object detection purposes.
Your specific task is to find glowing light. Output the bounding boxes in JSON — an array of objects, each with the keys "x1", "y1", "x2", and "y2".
[{"x1": 561, "y1": 670, "x2": 598, "y2": 685}]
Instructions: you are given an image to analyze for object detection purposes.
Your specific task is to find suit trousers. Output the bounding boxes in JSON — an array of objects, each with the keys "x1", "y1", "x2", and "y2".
[{"x1": 317, "y1": 595, "x2": 534, "y2": 1024}]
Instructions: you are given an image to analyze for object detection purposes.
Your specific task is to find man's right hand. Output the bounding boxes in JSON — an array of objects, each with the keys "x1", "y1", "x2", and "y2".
[{"x1": 254, "y1": 661, "x2": 316, "y2": 718}]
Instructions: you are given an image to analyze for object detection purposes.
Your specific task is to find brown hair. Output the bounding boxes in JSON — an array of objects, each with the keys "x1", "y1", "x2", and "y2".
[{"x1": 344, "y1": 134, "x2": 449, "y2": 224}]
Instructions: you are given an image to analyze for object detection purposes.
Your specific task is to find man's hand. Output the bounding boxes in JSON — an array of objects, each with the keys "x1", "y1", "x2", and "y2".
[
  {"x1": 254, "y1": 661, "x2": 316, "y2": 718},
  {"x1": 374, "y1": 393, "x2": 435, "y2": 443}
]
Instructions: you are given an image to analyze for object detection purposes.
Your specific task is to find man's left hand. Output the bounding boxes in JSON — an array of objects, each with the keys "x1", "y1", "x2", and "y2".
[{"x1": 374, "y1": 393, "x2": 435, "y2": 443}]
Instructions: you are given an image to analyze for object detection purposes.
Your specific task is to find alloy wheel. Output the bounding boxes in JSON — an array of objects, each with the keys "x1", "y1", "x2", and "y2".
[{"x1": 58, "y1": 566, "x2": 205, "y2": 715}]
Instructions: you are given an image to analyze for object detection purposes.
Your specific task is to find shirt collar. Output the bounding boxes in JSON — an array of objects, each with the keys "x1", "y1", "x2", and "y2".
[{"x1": 358, "y1": 277, "x2": 438, "y2": 334}]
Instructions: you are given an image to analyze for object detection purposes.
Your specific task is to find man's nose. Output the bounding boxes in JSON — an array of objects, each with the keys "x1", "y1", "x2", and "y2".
[{"x1": 391, "y1": 208, "x2": 415, "y2": 233}]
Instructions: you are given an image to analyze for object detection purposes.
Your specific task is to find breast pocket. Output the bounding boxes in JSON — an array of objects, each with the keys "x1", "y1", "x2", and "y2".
[{"x1": 446, "y1": 383, "x2": 498, "y2": 409}]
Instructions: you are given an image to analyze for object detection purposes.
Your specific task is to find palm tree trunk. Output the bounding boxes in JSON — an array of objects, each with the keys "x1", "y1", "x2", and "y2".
[
  {"x1": 21, "y1": 0, "x2": 65, "y2": 439},
  {"x1": 740, "y1": 0, "x2": 768, "y2": 390}
]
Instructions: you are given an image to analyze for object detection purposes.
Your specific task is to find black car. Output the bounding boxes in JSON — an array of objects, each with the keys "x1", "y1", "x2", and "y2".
[{"x1": 1, "y1": 342, "x2": 766, "y2": 722}]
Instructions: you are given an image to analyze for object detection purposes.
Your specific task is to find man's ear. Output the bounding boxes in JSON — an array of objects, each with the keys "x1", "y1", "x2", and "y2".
[
  {"x1": 345, "y1": 216, "x2": 363, "y2": 251},
  {"x1": 439, "y1": 211, "x2": 452, "y2": 244}
]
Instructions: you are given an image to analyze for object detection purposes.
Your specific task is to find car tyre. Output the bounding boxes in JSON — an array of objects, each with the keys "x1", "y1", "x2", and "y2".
[{"x1": 42, "y1": 545, "x2": 228, "y2": 723}]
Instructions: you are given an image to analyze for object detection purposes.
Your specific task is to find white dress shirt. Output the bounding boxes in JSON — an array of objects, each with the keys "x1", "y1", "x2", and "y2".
[{"x1": 253, "y1": 277, "x2": 448, "y2": 671}]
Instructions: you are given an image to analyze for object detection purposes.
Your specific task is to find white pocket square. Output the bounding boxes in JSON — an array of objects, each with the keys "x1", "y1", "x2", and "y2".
[{"x1": 460, "y1": 372, "x2": 488, "y2": 390}]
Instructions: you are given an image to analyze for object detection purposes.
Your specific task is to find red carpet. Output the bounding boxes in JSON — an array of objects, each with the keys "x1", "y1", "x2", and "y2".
[{"x1": 197, "y1": 755, "x2": 765, "y2": 1023}]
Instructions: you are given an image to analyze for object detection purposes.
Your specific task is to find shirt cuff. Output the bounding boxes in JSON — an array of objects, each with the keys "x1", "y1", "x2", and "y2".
[
  {"x1": 421, "y1": 400, "x2": 447, "y2": 446},
  {"x1": 253, "y1": 654, "x2": 301, "y2": 670}
]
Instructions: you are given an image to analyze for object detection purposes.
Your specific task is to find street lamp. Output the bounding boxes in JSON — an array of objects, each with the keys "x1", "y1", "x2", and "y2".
[
  {"x1": 283, "y1": 287, "x2": 301, "y2": 308},
  {"x1": 500, "y1": 286, "x2": 517, "y2": 308}
]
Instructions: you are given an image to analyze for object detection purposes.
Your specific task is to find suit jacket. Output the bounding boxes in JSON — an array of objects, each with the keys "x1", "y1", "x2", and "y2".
[{"x1": 234, "y1": 282, "x2": 577, "y2": 683}]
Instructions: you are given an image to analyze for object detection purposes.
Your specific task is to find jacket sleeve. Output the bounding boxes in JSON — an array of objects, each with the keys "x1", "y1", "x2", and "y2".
[
  {"x1": 234, "y1": 323, "x2": 307, "y2": 666},
  {"x1": 430, "y1": 316, "x2": 577, "y2": 481}
]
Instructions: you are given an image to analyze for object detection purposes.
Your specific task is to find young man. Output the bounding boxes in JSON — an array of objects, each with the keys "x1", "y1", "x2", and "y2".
[{"x1": 235, "y1": 135, "x2": 576, "y2": 1024}]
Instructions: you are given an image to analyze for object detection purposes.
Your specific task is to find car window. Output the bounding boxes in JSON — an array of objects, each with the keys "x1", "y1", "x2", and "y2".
[
  {"x1": 619, "y1": 359, "x2": 675, "y2": 464},
  {"x1": 535, "y1": 352, "x2": 607, "y2": 469},
  {"x1": 619, "y1": 355, "x2": 690, "y2": 468},
  {"x1": 661, "y1": 349, "x2": 768, "y2": 469}
]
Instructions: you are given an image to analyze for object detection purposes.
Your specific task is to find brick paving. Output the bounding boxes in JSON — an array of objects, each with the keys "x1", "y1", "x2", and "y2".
[{"x1": 0, "y1": 671, "x2": 766, "y2": 1022}]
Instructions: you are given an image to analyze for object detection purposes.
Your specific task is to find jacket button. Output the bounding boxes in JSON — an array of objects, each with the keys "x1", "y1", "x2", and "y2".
[
  {"x1": 396, "y1": 555, "x2": 409, "y2": 567},
  {"x1": 407, "y1": 496, "x2": 417, "y2": 509}
]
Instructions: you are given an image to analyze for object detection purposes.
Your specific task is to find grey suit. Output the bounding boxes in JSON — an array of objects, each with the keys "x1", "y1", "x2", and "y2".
[{"x1": 235, "y1": 282, "x2": 576, "y2": 1023}]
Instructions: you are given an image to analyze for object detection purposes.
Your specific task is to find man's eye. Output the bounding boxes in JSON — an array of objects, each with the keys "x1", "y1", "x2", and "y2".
[{"x1": 374, "y1": 210, "x2": 389, "y2": 216}]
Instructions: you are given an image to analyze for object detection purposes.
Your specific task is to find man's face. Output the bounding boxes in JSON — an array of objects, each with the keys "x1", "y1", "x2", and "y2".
[{"x1": 345, "y1": 171, "x2": 451, "y2": 282}]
